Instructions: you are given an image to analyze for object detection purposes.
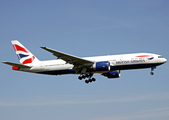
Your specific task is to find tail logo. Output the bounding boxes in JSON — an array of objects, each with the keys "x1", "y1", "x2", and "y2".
[
  {"x1": 22, "y1": 56, "x2": 35, "y2": 64},
  {"x1": 13, "y1": 44, "x2": 29, "y2": 53},
  {"x1": 13, "y1": 44, "x2": 35, "y2": 64}
]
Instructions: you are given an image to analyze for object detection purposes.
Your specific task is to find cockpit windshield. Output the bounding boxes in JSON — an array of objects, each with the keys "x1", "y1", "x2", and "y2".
[{"x1": 158, "y1": 56, "x2": 163, "y2": 58}]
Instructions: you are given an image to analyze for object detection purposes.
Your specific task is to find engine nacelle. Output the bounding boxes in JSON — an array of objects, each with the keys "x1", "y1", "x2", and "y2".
[
  {"x1": 102, "y1": 70, "x2": 121, "y2": 78},
  {"x1": 92, "y1": 61, "x2": 110, "y2": 71}
]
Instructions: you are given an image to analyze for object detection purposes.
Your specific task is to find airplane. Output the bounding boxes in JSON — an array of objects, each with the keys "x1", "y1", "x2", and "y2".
[{"x1": 3, "y1": 40, "x2": 167, "y2": 84}]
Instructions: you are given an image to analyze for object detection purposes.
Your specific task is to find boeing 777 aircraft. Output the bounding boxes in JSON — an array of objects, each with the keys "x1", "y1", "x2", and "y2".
[{"x1": 3, "y1": 40, "x2": 167, "y2": 84}]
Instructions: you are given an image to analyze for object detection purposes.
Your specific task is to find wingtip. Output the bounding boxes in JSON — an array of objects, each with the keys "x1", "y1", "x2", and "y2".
[
  {"x1": 40, "y1": 46, "x2": 46, "y2": 49},
  {"x1": 2, "y1": 61, "x2": 8, "y2": 64}
]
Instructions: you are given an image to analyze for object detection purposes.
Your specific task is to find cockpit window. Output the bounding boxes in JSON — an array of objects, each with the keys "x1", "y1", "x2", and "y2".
[{"x1": 158, "y1": 56, "x2": 163, "y2": 58}]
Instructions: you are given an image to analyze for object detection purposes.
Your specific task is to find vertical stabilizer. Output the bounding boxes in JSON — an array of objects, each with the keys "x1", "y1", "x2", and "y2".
[{"x1": 11, "y1": 40, "x2": 40, "y2": 65}]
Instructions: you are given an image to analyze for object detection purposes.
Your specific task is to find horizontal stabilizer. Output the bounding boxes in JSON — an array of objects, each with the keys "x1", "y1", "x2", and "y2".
[{"x1": 2, "y1": 62, "x2": 31, "y2": 68}]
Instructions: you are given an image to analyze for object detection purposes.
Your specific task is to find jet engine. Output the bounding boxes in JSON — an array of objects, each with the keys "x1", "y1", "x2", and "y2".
[
  {"x1": 92, "y1": 61, "x2": 110, "y2": 71},
  {"x1": 102, "y1": 70, "x2": 121, "y2": 78}
]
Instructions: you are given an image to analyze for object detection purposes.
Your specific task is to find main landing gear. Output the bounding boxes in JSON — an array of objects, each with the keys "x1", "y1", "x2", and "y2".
[
  {"x1": 150, "y1": 66, "x2": 156, "y2": 75},
  {"x1": 78, "y1": 73, "x2": 96, "y2": 84}
]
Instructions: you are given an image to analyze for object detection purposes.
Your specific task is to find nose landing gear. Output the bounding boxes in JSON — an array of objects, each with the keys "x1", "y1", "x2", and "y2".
[
  {"x1": 150, "y1": 71, "x2": 154, "y2": 75},
  {"x1": 78, "y1": 73, "x2": 96, "y2": 84},
  {"x1": 150, "y1": 66, "x2": 156, "y2": 75}
]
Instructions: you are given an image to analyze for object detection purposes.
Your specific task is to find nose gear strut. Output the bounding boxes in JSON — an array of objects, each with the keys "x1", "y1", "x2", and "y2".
[{"x1": 150, "y1": 66, "x2": 156, "y2": 75}]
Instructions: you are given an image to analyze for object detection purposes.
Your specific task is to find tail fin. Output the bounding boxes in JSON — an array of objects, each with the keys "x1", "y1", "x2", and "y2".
[{"x1": 11, "y1": 40, "x2": 40, "y2": 65}]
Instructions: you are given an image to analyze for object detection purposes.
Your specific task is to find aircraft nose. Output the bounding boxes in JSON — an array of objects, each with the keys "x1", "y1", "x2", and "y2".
[
  {"x1": 163, "y1": 58, "x2": 167, "y2": 63},
  {"x1": 158, "y1": 56, "x2": 167, "y2": 64}
]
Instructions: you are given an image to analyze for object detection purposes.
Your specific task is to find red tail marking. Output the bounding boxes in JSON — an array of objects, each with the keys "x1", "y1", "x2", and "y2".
[
  {"x1": 13, "y1": 44, "x2": 29, "y2": 53},
  {"x1": 22, "y1": 56, "x2": 35, "y2": 64}
]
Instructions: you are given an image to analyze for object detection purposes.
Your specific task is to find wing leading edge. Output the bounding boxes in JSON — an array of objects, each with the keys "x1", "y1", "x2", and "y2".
[{"x1": 40, "y1": 47, "x2": 94, "y2": 67}]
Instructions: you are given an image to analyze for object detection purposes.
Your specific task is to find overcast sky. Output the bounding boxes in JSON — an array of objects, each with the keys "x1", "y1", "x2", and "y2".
[{"x1": 0, "y1": 0, "x2": 169, "y2": 120}]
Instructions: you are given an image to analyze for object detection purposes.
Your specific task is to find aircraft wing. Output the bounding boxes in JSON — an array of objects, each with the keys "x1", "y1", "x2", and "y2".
[
  {"x1": 41, "y1": 47, "x2": 94, "y2": 66},
  {"x1": 2, "y1": 62, "x2": 31, "y2": 68}
]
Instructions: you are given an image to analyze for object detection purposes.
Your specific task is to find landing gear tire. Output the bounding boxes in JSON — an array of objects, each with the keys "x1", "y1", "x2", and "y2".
[
  {"x1": 92, "y1": 78, "x2": 96, "y2": 82},
  {"x1": 86, "y1": 74, "x2": 89, "y2": 78},
  {"x1": 150, "y1": 72, "x2": 154, "y2": 75},
  {"x1": 78, "y1": 76, "x2": 82, "y2": 80},
  {"x1": 85, "y1": 80, "x2": 89, "y2": 84},
  {"x1": 78, "y1": 73, "x2": 96, "y2": 84},
  {"x1": 89, "y1": 79, "x2": 92, "y2": 83},
  {"x1": 82, "y1": 75, "x2": 86, "y2": 79}
]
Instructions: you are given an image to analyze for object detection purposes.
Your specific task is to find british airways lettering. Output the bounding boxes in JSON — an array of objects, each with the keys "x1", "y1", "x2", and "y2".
[{"x1": 116, "y1": 60, "x2": 145, "y2": 64}]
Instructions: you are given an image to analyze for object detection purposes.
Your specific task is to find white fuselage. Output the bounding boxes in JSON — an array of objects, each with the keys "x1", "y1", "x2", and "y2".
[
  {"x1": 19, "y1": 53, "x2": 167, "y2": 75},
  {"x1": 3, "y1": 40, "x2": 167, "y2": 84}
]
